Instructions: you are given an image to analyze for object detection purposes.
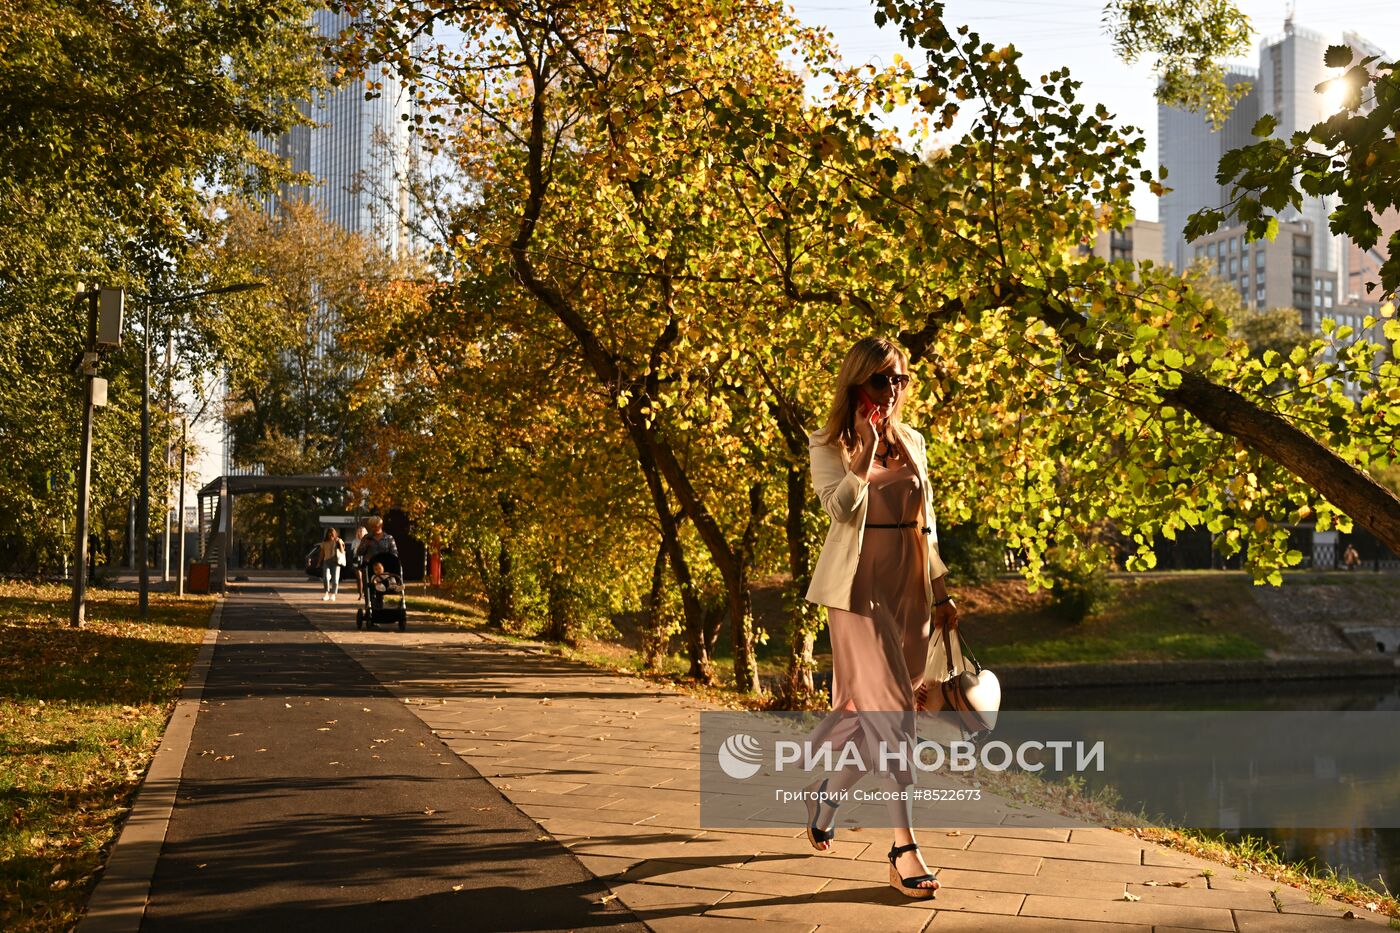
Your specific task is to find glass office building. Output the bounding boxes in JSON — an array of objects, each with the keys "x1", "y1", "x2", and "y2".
[
  {"x1": 1159, "y1": 20, "x2": 1386, "y2": 280},
  {"x1": 261, "y1": 9, "x2": 420, "y2": 257}
]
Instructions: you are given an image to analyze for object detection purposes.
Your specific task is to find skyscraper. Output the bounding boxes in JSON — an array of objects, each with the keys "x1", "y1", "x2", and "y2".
[
  {"x1": 262, "y1": 10, "x2": 420, "y2": 257},
  {"x1": 1158, "y1": 19, "x2": 1386, "y2": 290},
  {"x1": 1255, "y1": 20, "x2": 1342, "y2": 276},
  {"x1": 1158, "y1": 68, "x2": 1258, "y2": 273}
]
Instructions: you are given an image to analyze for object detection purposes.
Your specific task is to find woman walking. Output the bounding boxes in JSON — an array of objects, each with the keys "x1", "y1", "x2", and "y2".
[
  {"x1": 802, "y1": 336, "x2": 959, "y2": 898},
  {"x1": 348, "y1": 525, "x2": 368, "y2": 595},
  {"x1": 319, "y1": 528, "x2": 346, "y2": 601}
]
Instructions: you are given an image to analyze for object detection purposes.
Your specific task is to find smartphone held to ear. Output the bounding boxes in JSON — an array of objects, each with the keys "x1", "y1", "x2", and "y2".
[{"x1": 856, "y1": 388, "x2": 881, "y2": 421}]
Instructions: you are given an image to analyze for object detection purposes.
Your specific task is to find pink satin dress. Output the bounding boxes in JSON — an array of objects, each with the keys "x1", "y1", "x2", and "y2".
[{"x1": 810, "y1": 449, "x2": 932, "y2": 785}]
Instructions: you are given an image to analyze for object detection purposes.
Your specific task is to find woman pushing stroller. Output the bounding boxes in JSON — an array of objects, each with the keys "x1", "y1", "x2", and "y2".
[{"x1": 354, "y1": 516, "x2": 407, "y2": 631}]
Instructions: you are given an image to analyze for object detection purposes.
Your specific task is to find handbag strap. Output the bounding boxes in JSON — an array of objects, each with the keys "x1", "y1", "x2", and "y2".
[{"x1": 939, "y1": 622, "x2": 983, "y2": 677}]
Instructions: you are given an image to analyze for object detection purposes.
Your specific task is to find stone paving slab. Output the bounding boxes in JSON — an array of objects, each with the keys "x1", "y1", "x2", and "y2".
[
  {"x1": 286, "y1": 585, "x2": 1389, "y2": 931},
  {"x1": 1018, "y1": 893, "x2": 1235, "y2": 930},
  {"x1": 699, "y1": 889, "x2": 934, "y2": 931},
  {"x1": 925, "y1": 916, "x2": 1151, "y2": 932}
]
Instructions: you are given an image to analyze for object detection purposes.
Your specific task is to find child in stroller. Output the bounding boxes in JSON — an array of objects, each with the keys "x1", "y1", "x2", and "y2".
[{"x1": 356, "y1": 552, "x2": 407, "y2": 631}]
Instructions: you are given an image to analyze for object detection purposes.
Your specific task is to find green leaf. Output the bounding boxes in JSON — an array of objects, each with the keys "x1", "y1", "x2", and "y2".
[
  {"x1": 1324, "y1": 45, "x2": 1353, "y2": 69},
  {"x1": 1250, "y1": 113, "x2": 1278, "y2": 137}
]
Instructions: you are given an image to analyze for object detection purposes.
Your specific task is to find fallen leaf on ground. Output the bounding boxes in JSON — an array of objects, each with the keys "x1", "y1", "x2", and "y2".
[
  {"x1": 452, "y1": 884, "x2": 464, "y2": 892},
  {"x1": 1143, "y1": 880, "x2": 1189, "y2": 887},
  {"x1": 423, "y1": 809, "x2": 437, "y2": 816},
  {"x1": 946, "y1": 830, "x2": 962, "y2": 837},
  {"x1": 1121, "y1": 888, "x2": 1141, "y2": 902},
  {"x1": 599, "y1": 893, "x2": 619, "y2": 905}
]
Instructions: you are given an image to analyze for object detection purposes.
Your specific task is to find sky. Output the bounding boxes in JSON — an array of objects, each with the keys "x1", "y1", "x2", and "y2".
[{"x1": 788, "y1": 0, "x2": 1400, "y2": 221}]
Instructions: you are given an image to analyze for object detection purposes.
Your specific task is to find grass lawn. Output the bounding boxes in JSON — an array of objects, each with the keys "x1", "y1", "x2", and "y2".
[
  {"x1": 639, "y1": 573, "x2": 1282, "y2": 684},
  {"x1": 0, "y1": 583, "x2": 212, "y2": 933},
  {"x1": 961, "y1": 574, "x2": 1275, "y2": 666}
]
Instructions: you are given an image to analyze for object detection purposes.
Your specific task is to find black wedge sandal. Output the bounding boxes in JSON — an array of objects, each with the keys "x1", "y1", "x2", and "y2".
[
  {"x1": 804, "y1": 779, "x2": 841, "y2": 850},
  {"x1": 887, "y1": 842, "x2": 939, "y2": 898}
]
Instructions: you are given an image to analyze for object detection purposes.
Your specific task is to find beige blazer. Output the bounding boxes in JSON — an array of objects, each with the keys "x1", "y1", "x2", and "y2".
[{"x1": 805, "y1": 422, "x2": 949, "y2": 612}]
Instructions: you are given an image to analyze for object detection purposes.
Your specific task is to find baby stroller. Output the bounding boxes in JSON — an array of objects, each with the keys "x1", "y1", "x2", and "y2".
[{"x1": 356, "y1": 552, "x2": 407, "y2": 631}]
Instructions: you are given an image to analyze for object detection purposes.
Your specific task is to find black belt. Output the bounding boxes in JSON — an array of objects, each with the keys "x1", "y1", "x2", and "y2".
[{"x1": 866, "y1": 523, "x2": 931, "y2": 534}]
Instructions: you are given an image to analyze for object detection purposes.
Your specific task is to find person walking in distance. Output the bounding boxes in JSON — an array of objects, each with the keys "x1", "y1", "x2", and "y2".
[
  {"x1": 319, "y1": 528, "x2": 346, "y2": 601},
  {"x1": 1343, "y1": 543, "x2": 1360, "y2": 571},
  {"x1": 348, "y1": 525, "x2": 368, "y2": 595},
  {"x1": 800, "y1": 336, "x2": 960, "y2": 898}
]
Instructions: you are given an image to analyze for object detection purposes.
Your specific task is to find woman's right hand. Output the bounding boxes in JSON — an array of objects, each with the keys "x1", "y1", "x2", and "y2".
[{"x1": 854, "y1": 399, "x2": 879, "y2": 450}]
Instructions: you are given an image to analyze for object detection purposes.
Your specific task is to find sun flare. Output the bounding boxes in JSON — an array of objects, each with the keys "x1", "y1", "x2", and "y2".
[{"x1": 1320, "y1": 74, "x2": 1355, "y2": 115}]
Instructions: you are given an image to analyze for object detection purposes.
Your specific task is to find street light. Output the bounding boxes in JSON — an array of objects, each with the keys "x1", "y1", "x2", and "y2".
[
  {"x1": 136, "y1": 281, "x2": 263, "y2": 616},
  {"x1": 72, "y1": 286, "x2": 125, "y2": 628}
]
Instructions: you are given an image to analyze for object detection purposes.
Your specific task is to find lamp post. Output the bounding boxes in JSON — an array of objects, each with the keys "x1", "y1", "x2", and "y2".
[
  {"x1": 72, "y1": 286, "x2": 125, "y2": 628},
  {"x1": 176, "y1": 417, "x2": 188, "y2": 597},
  {"x1": 137, "y1": 282, "x2": 263, "y2": 616}
]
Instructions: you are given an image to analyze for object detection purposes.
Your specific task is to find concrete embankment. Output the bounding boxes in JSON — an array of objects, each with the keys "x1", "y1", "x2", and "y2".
[{"x1": 1000, "y1": 655, "x2": 1400, "y2": 689}]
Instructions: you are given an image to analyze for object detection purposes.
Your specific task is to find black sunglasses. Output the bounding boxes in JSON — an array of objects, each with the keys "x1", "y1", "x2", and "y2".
[{"x1": 868, "y1": 372, "x2": 911, "y2": 391}]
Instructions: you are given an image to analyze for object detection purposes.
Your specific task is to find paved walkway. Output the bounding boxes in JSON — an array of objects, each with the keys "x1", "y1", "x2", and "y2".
[
  {"x1": 99, "y1": 584, "x2": 1390, "y2": 931},
  {"x1": 283, "y1": 585, "x2": 1388, "y2": 932},
  {"x1": 135, "y1": 587, "x2": 642, "y2": 932}
]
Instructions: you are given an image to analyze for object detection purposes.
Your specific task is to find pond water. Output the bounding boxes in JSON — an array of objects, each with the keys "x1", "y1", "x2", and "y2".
[{"x1": 1010, "y1": 677, "x2": 1400, "y2": 894}]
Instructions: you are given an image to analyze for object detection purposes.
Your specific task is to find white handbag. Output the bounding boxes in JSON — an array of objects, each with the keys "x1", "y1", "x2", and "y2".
[{"x1": 921, "y1": 622, "x2": 1000, "y2": 735}]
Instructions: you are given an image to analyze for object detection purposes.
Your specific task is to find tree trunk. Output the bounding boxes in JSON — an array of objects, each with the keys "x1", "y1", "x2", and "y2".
[
  {"x1": 544, "y1": 569, "x2": 572, "y2": 644},
  {"x1": 1163, "y1": 372, "x2": 1400, "y2": 552},
  {"x1": 625, "y1": 422, "x2": 714, "y2": 681},
  {"x1": 642, "y1": 541, "x2": 669, "y2": 671},
  {"x1": 783, "y1": 461, "x2": 818, "y2": 706},
  {"x1": 505, "y1": 39, "x2": 749, "y2": 688}
]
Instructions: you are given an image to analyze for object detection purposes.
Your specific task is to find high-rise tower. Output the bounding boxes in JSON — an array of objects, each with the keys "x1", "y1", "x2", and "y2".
[
  {"x1": 261, "y1": 10, "x2": 420, "y2": 257},
  {"x1": 1158, "y1": 68, "x2": 1258, "y2": 273},
  {"x1": 1157, "y1": 20, "x2": 1387, "y2": 328}
]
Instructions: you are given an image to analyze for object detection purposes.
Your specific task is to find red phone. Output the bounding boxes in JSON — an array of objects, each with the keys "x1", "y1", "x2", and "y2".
[{"x1": 855, "y1": 388, "x2": 881, "y2": 421}]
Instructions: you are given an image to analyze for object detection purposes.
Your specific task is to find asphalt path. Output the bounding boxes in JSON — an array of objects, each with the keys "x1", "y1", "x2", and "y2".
[{"x1": 140, "y1": 587, "x2": 643, "y2": 932}]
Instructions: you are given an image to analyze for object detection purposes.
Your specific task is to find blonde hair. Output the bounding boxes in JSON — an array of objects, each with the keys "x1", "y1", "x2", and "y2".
[
  {"x1": 366, "y1": 516, "x2": 384, "y2": 533},
  {"x1": 817, "y1": 336, "x2": 911, "y2": 452}
]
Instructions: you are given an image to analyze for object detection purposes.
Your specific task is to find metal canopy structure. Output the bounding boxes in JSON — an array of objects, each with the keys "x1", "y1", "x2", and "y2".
[
  {"x1": 197, "y1": 474, "x2": 350, "y2": 497},
  {"x1": 196, "y1": 474, "x2": 352, "y2": 590}
]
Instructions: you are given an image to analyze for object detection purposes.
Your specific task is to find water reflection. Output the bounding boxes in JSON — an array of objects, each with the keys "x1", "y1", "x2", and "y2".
[{"x1": 1010, "y1": 677, "x2": 1400, "y2": 892}]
